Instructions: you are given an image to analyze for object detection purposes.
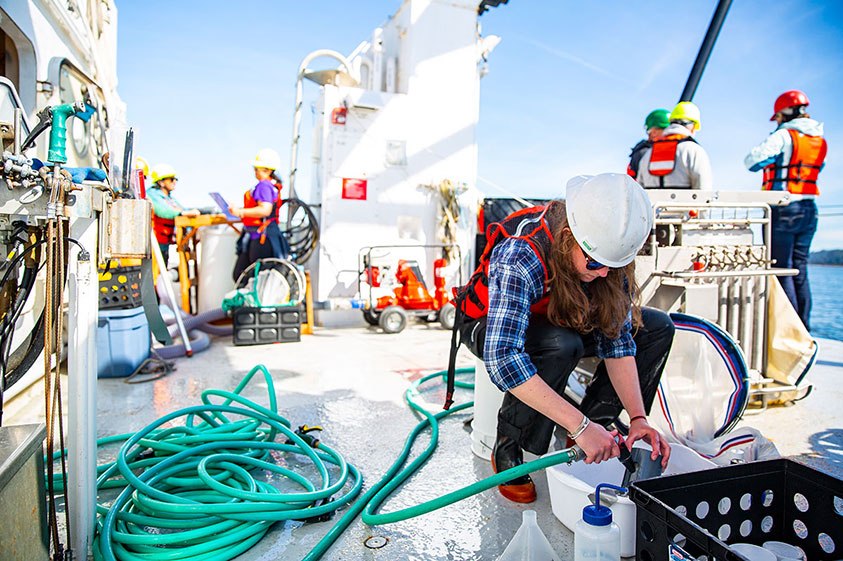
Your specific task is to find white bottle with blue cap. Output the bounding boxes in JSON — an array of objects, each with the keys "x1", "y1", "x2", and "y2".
[{"x1": 574, "y1": 483, "x2": 626, "y2": 561}]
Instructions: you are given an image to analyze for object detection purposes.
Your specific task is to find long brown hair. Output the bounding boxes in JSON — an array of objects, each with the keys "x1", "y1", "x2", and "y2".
[{"x1": 544, "y1": 201, "x2": 642, "y2": 339}]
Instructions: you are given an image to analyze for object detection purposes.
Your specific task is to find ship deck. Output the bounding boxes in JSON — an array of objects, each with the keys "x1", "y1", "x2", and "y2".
[{"x1": 4, "y1": 324, "x2": 843, "y2": 560}]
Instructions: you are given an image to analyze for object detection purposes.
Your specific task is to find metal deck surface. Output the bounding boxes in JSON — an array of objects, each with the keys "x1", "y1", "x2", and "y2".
[{"x1": 4, "y1": 325, "x2": 843, "y2": 560}]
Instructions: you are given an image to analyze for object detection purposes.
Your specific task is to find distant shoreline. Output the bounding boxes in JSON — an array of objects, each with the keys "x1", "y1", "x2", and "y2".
[{"x1": 809, "y1": 250, "x2": 843, "y2": 266}]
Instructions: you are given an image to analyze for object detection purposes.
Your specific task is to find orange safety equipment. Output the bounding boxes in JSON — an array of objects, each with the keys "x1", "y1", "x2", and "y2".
[
  {"x1": 444, "y1": 203, "x2": 562, "y2": 409},
  {"x1": 241, "y1": 190, "x2": 266, "y2": 228},
  {"x1": 241, "y1": 183, "x2": 286, "y2": 244},
  {"x1": 433, "y1": 258, "x2": 449, "y2": 310},
  {"x1": 771, "y1": 90, "x2": 810, "y2": 121},
  {"x1": 153, "y1": 213, "x2": 176, "y2": 245},
  {"x1": 647, "y1": 134, "x2": 696, "y2": 188},
  {"x1": 455, "y1": 204, "x2": 562, "y2": 321},
  {"x1": 761, "y1": 129, "x2": 826, "y2": 195}
]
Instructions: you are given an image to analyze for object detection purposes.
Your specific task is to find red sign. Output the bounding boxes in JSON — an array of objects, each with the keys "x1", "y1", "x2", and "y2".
[{"x1": 342, "y1": 178, "x2": 367, "y2": 200}]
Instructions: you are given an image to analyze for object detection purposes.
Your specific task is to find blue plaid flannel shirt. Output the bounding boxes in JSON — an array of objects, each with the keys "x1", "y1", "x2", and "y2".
[{"x1": 484, "y1": 238, "x2": 636, "y2": 392}]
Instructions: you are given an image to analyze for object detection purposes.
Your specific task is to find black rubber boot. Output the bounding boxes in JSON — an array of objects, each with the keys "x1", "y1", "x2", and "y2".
[{"x1": 491, "y1": 434, "x2": 536, "y2": 503}]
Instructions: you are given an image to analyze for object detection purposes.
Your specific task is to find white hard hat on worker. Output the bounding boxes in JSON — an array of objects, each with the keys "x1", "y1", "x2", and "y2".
[
  {"x1": 565, "y1": 173, "x2": 653, "y2": 268},
  {"x1": 151, "y1": 163, "x2": 177, "y2": 184},
  {"x1": 253, "y1": 148, "x2": 281, "y2": 171}
]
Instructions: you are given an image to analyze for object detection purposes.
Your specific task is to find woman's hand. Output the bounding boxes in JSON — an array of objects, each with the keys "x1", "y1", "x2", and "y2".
[
  {"x1": 181, "y1": 208, "x2": 200, "y2": 218},
  {"x1": 626, "y1": 417, "x2": 671, "y2": 468},
  {"x1": 228, "y1": 206, "x2": 243, "y2": 218},
  {"x1": 574, "y1": 422, "x2": 620, "y2": 464}
]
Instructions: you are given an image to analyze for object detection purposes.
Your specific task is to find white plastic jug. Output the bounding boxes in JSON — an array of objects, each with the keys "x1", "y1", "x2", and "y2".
[
  {"x1": 574, "y1": 483, "x2": 624, "y2": 561},
  {"x1": 497, "y1": 510, "x2": 560, "y2": 561}
]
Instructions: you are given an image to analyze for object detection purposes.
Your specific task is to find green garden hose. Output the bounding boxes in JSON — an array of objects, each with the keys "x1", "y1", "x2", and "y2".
[
  {"x1": 302, "y1": 366, "x2": 583, "y2": 560},
  {"x1": 49, "y1": 364, "x2": 583, "y2": 561}
]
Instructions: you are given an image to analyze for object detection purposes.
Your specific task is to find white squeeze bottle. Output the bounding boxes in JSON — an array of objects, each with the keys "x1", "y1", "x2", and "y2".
[{"x1": 574, "y1": 483, "x2": 626, "y2": 561}]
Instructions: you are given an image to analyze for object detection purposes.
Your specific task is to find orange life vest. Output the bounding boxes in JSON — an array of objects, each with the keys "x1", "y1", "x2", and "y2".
[
  {"x1": 647, "y1": 134, "x2": 695, "y2": 188},
  {"x1": 242, "y1": 181, "x2": 282, "y2": 228},
  {"x1": 445, "y1": 204, "x2": 560, "y2": 409},
  {"x1": 152, "y1": 213, "x2": 175, "y2": 244},
  {"x1": 455, "y1": 203, "x2": 562, "y2": 320},
  {"x1": 762, "y1": 129, "x2": 826, "y2": 196}
]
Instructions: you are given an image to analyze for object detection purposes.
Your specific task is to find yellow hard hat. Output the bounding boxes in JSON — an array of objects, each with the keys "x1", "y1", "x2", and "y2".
[
  {"x1": 670, "y1": 102, "x2": 702, "y2": 131},
  {"x1": 135, "y1": 156, "x2": 149, "y2": 178},
  {"x1": 151, "y1": 163, "x2": 177, "y2": 183},
  {"x1": 253, "y1": 148, "x2": 281, "y2": 171}
]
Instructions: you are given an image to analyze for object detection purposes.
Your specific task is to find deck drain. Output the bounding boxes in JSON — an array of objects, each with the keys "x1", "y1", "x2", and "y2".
[{"x1": 364, "y1": 535, "x2": 389, "y2": 549}]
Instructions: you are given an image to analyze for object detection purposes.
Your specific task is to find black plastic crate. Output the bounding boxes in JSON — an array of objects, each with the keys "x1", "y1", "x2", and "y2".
[
  {"x1": 99, "y1": 266, "x2": 143, "y2": 310},
  {"x1": 630, "y1": 459, "x2": 842, "y2": 561},
  {"x1": 232, "y1": 304, "x2": 302, "y2": 346}
]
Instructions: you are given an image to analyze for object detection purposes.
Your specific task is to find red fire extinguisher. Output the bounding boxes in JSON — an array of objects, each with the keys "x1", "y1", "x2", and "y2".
[
  {"x1": 433, "y1": 258, "x2": 448, "y2": 309},
  {"x1": 366, "y1": 265, "x2": 381, "y2": 288}
]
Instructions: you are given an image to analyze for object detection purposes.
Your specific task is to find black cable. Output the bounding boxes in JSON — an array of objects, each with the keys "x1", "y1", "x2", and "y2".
[
  {"x1": 0, "y1": 231, "x2": 79, "y2": 425},
  {"x1": 2, "y1": 312, "x2": 44, "y2": 389},
  {"x1": 0, "y1": 230, "x2": 49, "y2": 423},
  {"x1": 0, "y1": 312, "x2": 44, "y2": 426},
  {"x1": 1, "y1": 266, "x2": 39, "y2": 379},
  {"x1": 0, "y1": 239, "x2": 47, "y2": 290}
]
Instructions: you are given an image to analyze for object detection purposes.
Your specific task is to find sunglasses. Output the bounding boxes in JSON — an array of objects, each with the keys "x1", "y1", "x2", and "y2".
[{"x1": 580, "y1": 245, "x2": 609, "y2": 271}]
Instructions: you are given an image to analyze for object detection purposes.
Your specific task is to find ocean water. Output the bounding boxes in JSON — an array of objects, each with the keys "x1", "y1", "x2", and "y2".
[{"x1": 808, "y1": 264, "x2": 843, "y2": 341}]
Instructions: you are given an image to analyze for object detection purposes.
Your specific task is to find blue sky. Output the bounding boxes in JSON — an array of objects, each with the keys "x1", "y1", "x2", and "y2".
[{"x1": 117, "y1": 0, "x2": 842, "y2": 250}]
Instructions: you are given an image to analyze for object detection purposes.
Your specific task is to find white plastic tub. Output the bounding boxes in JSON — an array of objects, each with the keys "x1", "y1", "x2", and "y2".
[{"x1": 545, "y1": 442, "x2": 716, "y2": 558}]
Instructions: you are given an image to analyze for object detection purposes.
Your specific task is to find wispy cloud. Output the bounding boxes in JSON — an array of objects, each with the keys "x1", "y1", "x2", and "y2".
[
  {"x1": 512, "y1": 33, "x2": 633, "y2": 85},
  {"x1": 636, "y1": 49, "x2": 683, "y2": 93}
]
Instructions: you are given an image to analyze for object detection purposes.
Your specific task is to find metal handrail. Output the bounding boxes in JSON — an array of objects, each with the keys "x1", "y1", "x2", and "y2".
[{"x1": 652, "y1": 268, "x2": 798, "y2": 279}]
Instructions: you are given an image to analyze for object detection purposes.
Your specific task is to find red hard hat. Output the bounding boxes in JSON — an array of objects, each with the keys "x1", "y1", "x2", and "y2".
[{"x1": 771, "y1": 90, "x2": 810, "y2": 120}]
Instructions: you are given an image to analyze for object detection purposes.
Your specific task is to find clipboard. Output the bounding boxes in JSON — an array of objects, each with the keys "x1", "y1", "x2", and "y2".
[{"x1": 209, "y1": 192, "x2": 239, "y2": 221}]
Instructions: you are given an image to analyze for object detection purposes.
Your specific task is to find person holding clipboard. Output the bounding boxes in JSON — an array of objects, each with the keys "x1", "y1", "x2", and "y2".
[{"x1": 228, "y1": 148, "x2": 291, "y2": 281}]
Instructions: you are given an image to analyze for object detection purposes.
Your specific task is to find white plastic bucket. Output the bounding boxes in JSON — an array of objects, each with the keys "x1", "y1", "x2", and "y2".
[
  {"x1": 197, "y1": 225, "x2": 238, "y2": 313},
  {"x1": 545, "y1": 442, "x2": 717, "y2": 558},
  {"x1": 470, "y1": 356, "x2": 504, "y2": 460}
]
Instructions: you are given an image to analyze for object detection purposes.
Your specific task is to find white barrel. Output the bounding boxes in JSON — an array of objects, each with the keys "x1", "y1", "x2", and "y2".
[
  {"x1": 197, "y1": 225, "x2": 238, "y2": 313},
  {"x1": 470, "y1": 355, "x2": 505, "y2": 460}
]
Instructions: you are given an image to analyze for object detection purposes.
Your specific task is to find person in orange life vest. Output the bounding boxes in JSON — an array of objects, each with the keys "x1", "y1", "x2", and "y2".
[
  {"x1": 229, "y1": 148, "x2": 291, "y2": 281},
  {"x1": 451, "y1": 174, "x2": 673, "y2": 503},
  {"x1": 745, "y1": 90, "x2": 826, "y2": 330},
  {"x1": 627, "y1": 109, "x2": 670, "y2": 180},
  {"x1": 147, "y1": 163, "x2": 199, "y2": 263},
  {"x1": 636, "y1": 102, "x2": 712, "y2": 189}
]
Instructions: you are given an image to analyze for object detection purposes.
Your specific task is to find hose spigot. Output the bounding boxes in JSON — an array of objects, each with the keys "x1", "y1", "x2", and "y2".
[{"x1": 47, "y1": 101, "x2": 95, "y2": 164}]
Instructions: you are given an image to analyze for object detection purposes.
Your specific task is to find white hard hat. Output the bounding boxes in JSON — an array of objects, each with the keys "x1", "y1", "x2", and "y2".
[
  {"x1": 150, "y1": 163, "x2": 177, "y2": 183},
  {"x1": 253, "y1": 148, "x2": 281, "y2": 171},
  {"x1": 565, "y1": 173, "x2": 653, "y2": 268}
]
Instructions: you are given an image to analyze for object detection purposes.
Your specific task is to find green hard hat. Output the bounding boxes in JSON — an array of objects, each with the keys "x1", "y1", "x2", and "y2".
[{"x1": 644, "y1": 109, "x2": 671, "y2": 130}]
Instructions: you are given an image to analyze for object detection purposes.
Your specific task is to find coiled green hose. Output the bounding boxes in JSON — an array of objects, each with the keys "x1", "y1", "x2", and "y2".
[{"x1": 50, "y1": 364, "x2": 581, "y2": 561}]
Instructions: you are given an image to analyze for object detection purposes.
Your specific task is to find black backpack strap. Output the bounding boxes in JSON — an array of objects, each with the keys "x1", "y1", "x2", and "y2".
[{"x1": 444, "y1": 292, "x2": 468, "y2": 410}]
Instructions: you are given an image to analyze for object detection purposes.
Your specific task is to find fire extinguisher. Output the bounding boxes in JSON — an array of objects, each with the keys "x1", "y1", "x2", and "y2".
[
  {"x1": 367, "y1": 265, "x2": 381, "y2": 287},
  {"x1": 433, "y1": 258, "x2": 448, "y2": 309}
]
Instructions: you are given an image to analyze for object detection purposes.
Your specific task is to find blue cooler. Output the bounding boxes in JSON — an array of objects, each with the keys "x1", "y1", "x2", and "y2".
[{"x1": 97, "y1": 306, "x2": 150, "y2": 378}]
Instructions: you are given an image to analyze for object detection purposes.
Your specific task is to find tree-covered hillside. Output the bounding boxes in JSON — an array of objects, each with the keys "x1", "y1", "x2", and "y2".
[{"x1": 810, "y1": 250, "x2": 843, "y2": 265}]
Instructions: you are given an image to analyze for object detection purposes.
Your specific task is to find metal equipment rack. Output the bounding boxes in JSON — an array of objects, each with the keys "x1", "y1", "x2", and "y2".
[{"x1": 639, "y1": 190, "x2": 805, "y2": 408}]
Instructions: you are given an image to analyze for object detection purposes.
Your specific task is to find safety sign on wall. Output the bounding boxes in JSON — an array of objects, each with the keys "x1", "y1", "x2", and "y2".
[{"x1": 342, "y1": 178, "x2": 367, "y2": 200}]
